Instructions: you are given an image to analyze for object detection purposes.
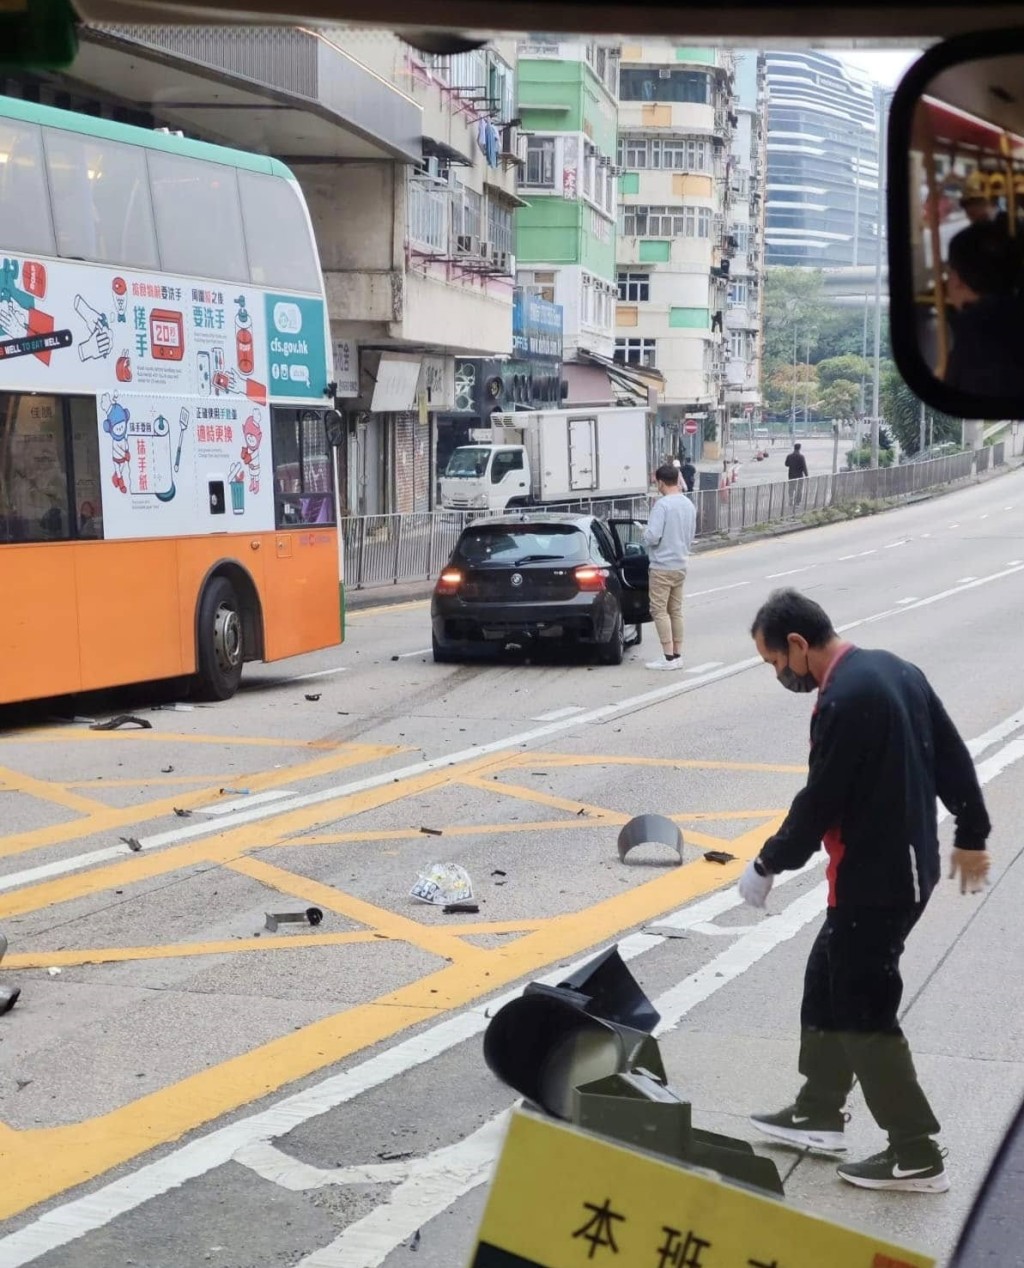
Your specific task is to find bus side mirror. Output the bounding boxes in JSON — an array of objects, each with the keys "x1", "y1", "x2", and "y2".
[{"x1": 888, "y1": 29, "x2": 1024, "y2": 420}]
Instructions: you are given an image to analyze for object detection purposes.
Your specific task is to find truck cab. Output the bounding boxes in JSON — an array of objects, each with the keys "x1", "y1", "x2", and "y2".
[{"x1": 440, "y1": 444, "x2": 531, "y2": 513}]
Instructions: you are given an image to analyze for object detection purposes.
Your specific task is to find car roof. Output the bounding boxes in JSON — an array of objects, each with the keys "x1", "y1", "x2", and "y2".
[{"x1": 460, "y1": 514, "x2": 594, "y2": 530}]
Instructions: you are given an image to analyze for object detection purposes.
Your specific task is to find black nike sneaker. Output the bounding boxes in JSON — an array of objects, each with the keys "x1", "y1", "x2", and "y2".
[
  {"x1": 750, "y1": 1103, "x2": 848, "y2": 1152},
  {"x1": 837, "y1": 1140, "x2": 949, "y2": 1193}
]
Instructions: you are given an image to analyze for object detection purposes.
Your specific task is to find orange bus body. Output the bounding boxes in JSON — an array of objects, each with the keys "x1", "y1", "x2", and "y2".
[{"x1": 0, "y1": 529, "x2": 340, "y2": 704}]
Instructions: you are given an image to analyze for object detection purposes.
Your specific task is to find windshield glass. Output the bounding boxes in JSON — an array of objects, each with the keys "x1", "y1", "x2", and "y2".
[
  {"x1": 444, "y1": 447, "x2": 491, "y2": 478},
  {"x1": 456, "y1": 524, "x2": 589, "y2": 564}
]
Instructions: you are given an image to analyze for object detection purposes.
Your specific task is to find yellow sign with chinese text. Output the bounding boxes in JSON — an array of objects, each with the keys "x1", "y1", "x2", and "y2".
[{"x1": 468, "y1": 1111, "x2": 936, "y2": 1268}]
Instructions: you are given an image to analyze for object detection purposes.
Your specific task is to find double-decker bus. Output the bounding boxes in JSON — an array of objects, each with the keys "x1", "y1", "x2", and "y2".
[{"x1": 0, "y1": 94, "x2": 341, "y2": 703}]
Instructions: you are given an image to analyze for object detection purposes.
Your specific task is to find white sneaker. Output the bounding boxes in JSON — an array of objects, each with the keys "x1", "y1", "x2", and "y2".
[{"x1": 646, "y1": 657, "x2": 681, "y2": 670}]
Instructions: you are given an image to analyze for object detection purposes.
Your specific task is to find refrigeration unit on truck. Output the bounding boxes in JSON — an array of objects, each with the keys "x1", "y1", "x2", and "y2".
[{"x1": 439, "y1": 407, "x2": 650, "y2": 514}]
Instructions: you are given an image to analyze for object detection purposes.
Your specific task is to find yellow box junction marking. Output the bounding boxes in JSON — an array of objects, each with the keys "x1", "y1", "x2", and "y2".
[
  {"x1": 0, "y1": 751, "x2": 795, "y2": 1220},
  {"x1": 469, "y1": 1111, "x2": 935, "y2": 1268}
]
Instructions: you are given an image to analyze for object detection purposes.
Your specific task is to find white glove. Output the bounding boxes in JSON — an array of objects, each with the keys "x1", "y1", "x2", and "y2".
[{"x1": 738, "y1": 859, "x2": 774, "y2": 908}]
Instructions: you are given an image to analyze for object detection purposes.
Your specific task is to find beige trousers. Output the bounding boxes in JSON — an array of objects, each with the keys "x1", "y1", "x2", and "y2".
[{"x1": 649, "y1": 567, "x2": 686, "y2": 650}]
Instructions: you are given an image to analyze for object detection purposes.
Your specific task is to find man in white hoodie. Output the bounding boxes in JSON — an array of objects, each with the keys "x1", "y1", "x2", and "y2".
[{"x1": 641, "y1": 463, "x2": 697, "y2": 670}]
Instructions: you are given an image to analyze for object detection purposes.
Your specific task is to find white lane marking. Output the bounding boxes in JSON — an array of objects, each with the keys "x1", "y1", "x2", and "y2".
[
  {"x1": 394, "y1": 648, "x2": 433, "y2": 659},
  {"x1": 884, "y1": 540, "x2": 908, "y2": 549},
  {"x1": 234, "y1": 1141, "x2": 417, "y2": 1191},
  {"x1": 285, "y1": 667, "x2": 349, "y2": 683},
  {"x1": 532, "y1": 706, "x2": 585, "y2": 722},
  {"x1": 4, "y1": 713, "x2": 1023, "y2": 1267},
  {"x1": 921, "y1": 533, "x2": 932, "y2": 538},
  {"x1": 838, "y1": 549, "x2": 876, "y2": 560},
  {"x1": 685, "y1": 661, "x2": 724, "y2": 674},
  {"x1": 293, "y1": 1116, "x2": 514, "y2": 1267},
  {"x1": 687, "y1": 581, "x2": 751, "y2": 598},
  {"x1": 897, "y1": 597, "x2": 920, "y2": 605},
  {"x1": 3, "y1": 563, "x2": 1023, "y2": 899},
  {"x1": 949, "y1": 522, "x2": 960, "y2": 528},
  {"x1": 956, "y1": 577, "x2": 978, "y2": 584},
  {"x1": 765, "y1": 566, "x2": 814, "y2": 579},
  {"x1": 967, "y1": 707, "x2": 1024, "y2": 758},
  {"x1": 1008, "y1": 560, "x2": 1023, "y2": 567},
  {"x1": 980, "y1": 514, "x2": 990, "y2": 521},
  {"x1": 197, "y1": 790, "x2": 295, "y2": 816}
]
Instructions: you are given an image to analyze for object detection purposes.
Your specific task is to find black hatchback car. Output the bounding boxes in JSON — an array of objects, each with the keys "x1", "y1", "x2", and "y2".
[{"x1": 431, "y1": 513, "x2": 651, "y2": 665}]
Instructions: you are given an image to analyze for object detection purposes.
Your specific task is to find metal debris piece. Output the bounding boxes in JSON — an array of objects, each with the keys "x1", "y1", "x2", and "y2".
[
  {"x1": 173, "y1": 808, "x2": 192, "y2": 818},
  {"x1": 219, "y1": 787, "x2": 251, "y2": 795},
  {"x1": 617, "y1": 814, "x2": 684, "y2": 866},
  {"x1": 419, "y1": 826, "x2": 444, "y2": 837},
  {"x1": 161, "y1": 765, "x2": 175, "y2": 774},
  {"x1": 122, "y1": 837, "x2": 143, "y2": 853},
  {"x1": 305, "y1": 693, "x2": 321, "y2": 702},
  {"x1": 91, "y1": 715, "x2": 152, "y2": 732},
  {"x1": 264, "y1": 908, "x2": 324, "y2": 933},
  {"x1": 703, "y1": 850, "x2": 736, "y2": 865},
  {"x1": 443, "y1": 902, "x2": 480, "y2": 915}
]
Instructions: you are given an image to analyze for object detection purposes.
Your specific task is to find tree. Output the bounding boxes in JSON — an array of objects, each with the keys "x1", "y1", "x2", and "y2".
[
  {"x1": 818, "y1": 379, "x2": 861, "y2": 422},
  {"x1": 817, "y1": 355, "x2": 870, "y2": 389},
  {"x1": 762, "y1": 269, "x2": 828, "y2": 376},
  {"x1": 766, "y1": 362, "x2": 819, "y2": 416},
  {"x1": 880, "y1": 368, "x2": 962, "y2": 455}
]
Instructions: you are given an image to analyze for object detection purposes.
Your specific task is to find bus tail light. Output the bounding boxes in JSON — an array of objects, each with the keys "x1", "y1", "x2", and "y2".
[
  {"x1": 435, "y1": 569, "x2": 463, "y2": 596},
  {"x1": 574, "y1": 566, "x2": 607, "y2": 592}
]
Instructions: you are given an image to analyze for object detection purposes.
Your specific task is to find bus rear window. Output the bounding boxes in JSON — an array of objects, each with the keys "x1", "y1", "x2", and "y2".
[
  {"x1": 272, "y1": 407, "x2": 335, "y2": 529},
  {"x1": 239, "y1": 171, "x2": 322, "y2": 294},
  {"x1": 0, "y1": 119, "x2": 55, "y2": 256},
  {"x1": 148, "y1": 151, "x2": 248, "y2": 283}
]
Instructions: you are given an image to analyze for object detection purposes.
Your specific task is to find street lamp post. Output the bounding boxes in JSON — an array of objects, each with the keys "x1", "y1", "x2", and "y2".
[{"x1": 870, "y1": 86, "x2": 891, "y2": 469}]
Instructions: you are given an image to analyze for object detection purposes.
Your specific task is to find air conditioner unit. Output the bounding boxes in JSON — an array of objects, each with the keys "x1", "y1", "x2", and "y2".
[
  {"x1": 455, "y1": 234, "x2": 477, "y2": 255},
  {"x1": 478, "y1": 239, "x2": 493, "y2": 259},
  {"x1": 496, "y1": 251, "x2": 516, "y2": 275}
]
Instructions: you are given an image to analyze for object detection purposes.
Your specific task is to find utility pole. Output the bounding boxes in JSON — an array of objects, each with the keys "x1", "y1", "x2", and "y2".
[
  {"x1": 870, "y1": 85, "x2": 889, "y2": 469},
  {"x1": 790, "y1": 324, "x2": 798, "y2": 443},
  {"x1": 803, "y1": 332, "x2": 811, "y2": 431},
  {"x1": 919, "y1": 398, "x2": 927, "y2": 455}
]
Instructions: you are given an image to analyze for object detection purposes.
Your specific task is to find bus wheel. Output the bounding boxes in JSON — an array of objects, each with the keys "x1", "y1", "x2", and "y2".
[{"x1": 195, "y1": 577, "x2": 244, "y2": 700}]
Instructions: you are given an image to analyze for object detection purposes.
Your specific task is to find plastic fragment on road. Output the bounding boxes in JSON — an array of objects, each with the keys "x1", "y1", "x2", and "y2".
[
  {"x1": 703, "y1": 850, "x2": 737, "y2": 865},
  {"x1": 411, "y1": 862, "x2": 474, "y2": 906}
]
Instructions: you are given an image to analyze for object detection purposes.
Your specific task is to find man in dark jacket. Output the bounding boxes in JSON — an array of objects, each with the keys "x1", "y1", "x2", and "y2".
[
  {"x1": 739, "y1": 588, "x2": 991, "y2": 1193},
  {"x1": 784, "y1": 443, "x2": 808, "y2": 508}
]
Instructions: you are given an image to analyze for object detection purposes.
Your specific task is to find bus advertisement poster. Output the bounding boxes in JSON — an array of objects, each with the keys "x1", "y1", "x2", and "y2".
[{"x1": 0, "y1": 254, "x2": 326, "y2": 405}]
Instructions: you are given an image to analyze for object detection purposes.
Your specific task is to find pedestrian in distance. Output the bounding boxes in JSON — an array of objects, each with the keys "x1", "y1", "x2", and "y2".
[
  {"x1": 738, "y1": 588, "x2": 991, "y2": 1193},
  {"x1": 785, "y1": 442, "x2": 808, "y2": 509},
  {"x1": 680, "y1": 455, "x2": 697, "y2": 494},
  {"x1": 641, "y1": 463, "x2": 697, "y2": 671}
]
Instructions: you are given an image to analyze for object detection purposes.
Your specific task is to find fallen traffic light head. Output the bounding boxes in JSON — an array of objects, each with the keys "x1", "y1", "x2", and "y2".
[{"x1": 483, "y1": 945, "x2": 783, "y2": 1197}]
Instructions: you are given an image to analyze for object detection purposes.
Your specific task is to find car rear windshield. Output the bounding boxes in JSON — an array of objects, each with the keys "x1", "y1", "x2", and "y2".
[{"x1": 456, "y1": 525, "x2": 589, "y2": 564}]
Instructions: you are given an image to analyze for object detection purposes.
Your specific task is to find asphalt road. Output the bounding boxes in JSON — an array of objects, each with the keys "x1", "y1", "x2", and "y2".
[{"x1": 0, "y1": 468, "x2": 1023, "y2": 1268}]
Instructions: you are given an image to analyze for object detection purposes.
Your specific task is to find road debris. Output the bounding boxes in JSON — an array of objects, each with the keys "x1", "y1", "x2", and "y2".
[
  {"x1": 173, "y1": 807, "x2": 192, "y2": 818},
  {"x1": 419, "y1": 826, "x2": 444, "y2": 837},
  {"x1": 617, "y1": 814, "x2": 684, "y2": 865},
  {"x1": 161, "y1": 765, "x2": 175, "y2": 774},
  {"x1": 264, "y1": 908, "x2": 324, "y2": 933},
  {"x1": 703, "y1": 850, "x2": 737, "y2": 865},
  {"x1": 47, "y1": 967, "x2": 62, "y2": 977},
  {"x1": 91, "y1": 715, "x2": 152, "y2": 731},
  {"x1": 411, "y1": 862, "x2": 473, "y2": 907},
  {"x1": 219, "y1": 787, "x2": 251, "y2": 796},
  {"x1": 304, "y1": 693, "x2": 321, "y2": 702},
  {"x1": 443, "y1": 902, "x2": 481, "y2": 915},
  {"x1": 121, "y1": 837, "x2": 143, "y2": 852},
  {"x1": 0, "y1": 934, "x2": 20, "y2": 1015},
  {"x1": 643, "y1": 925, "x2": 688, "y2": 940}
]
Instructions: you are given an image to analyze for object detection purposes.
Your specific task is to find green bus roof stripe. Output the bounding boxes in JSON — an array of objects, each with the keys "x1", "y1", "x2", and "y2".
[{"x1": 0, "y1": 93, "x2": 295, "y2": 181}]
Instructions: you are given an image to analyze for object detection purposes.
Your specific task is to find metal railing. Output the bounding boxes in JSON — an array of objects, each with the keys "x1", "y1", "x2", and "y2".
[{"x1": 340, "y1": 451, "x2": 995, "y2": 592}]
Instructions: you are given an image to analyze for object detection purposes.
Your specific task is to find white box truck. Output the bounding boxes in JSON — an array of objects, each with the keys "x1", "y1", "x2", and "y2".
[{"x1": 439, "y1": 406, "x2": 650, "y2": 514}]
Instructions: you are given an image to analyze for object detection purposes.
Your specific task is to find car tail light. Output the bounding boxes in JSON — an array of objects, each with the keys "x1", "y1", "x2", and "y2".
[
  {"x1": 435, "y1": 569, "x2": 463, "y2": 596},
  {"x1": 574, "y1": 565, "x2": 607, "y2": 592}
]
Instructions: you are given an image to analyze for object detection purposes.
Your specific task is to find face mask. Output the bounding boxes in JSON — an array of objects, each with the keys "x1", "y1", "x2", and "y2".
[{"x1": 777, "y1": 655, "x2": 817, "y2": 694}]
